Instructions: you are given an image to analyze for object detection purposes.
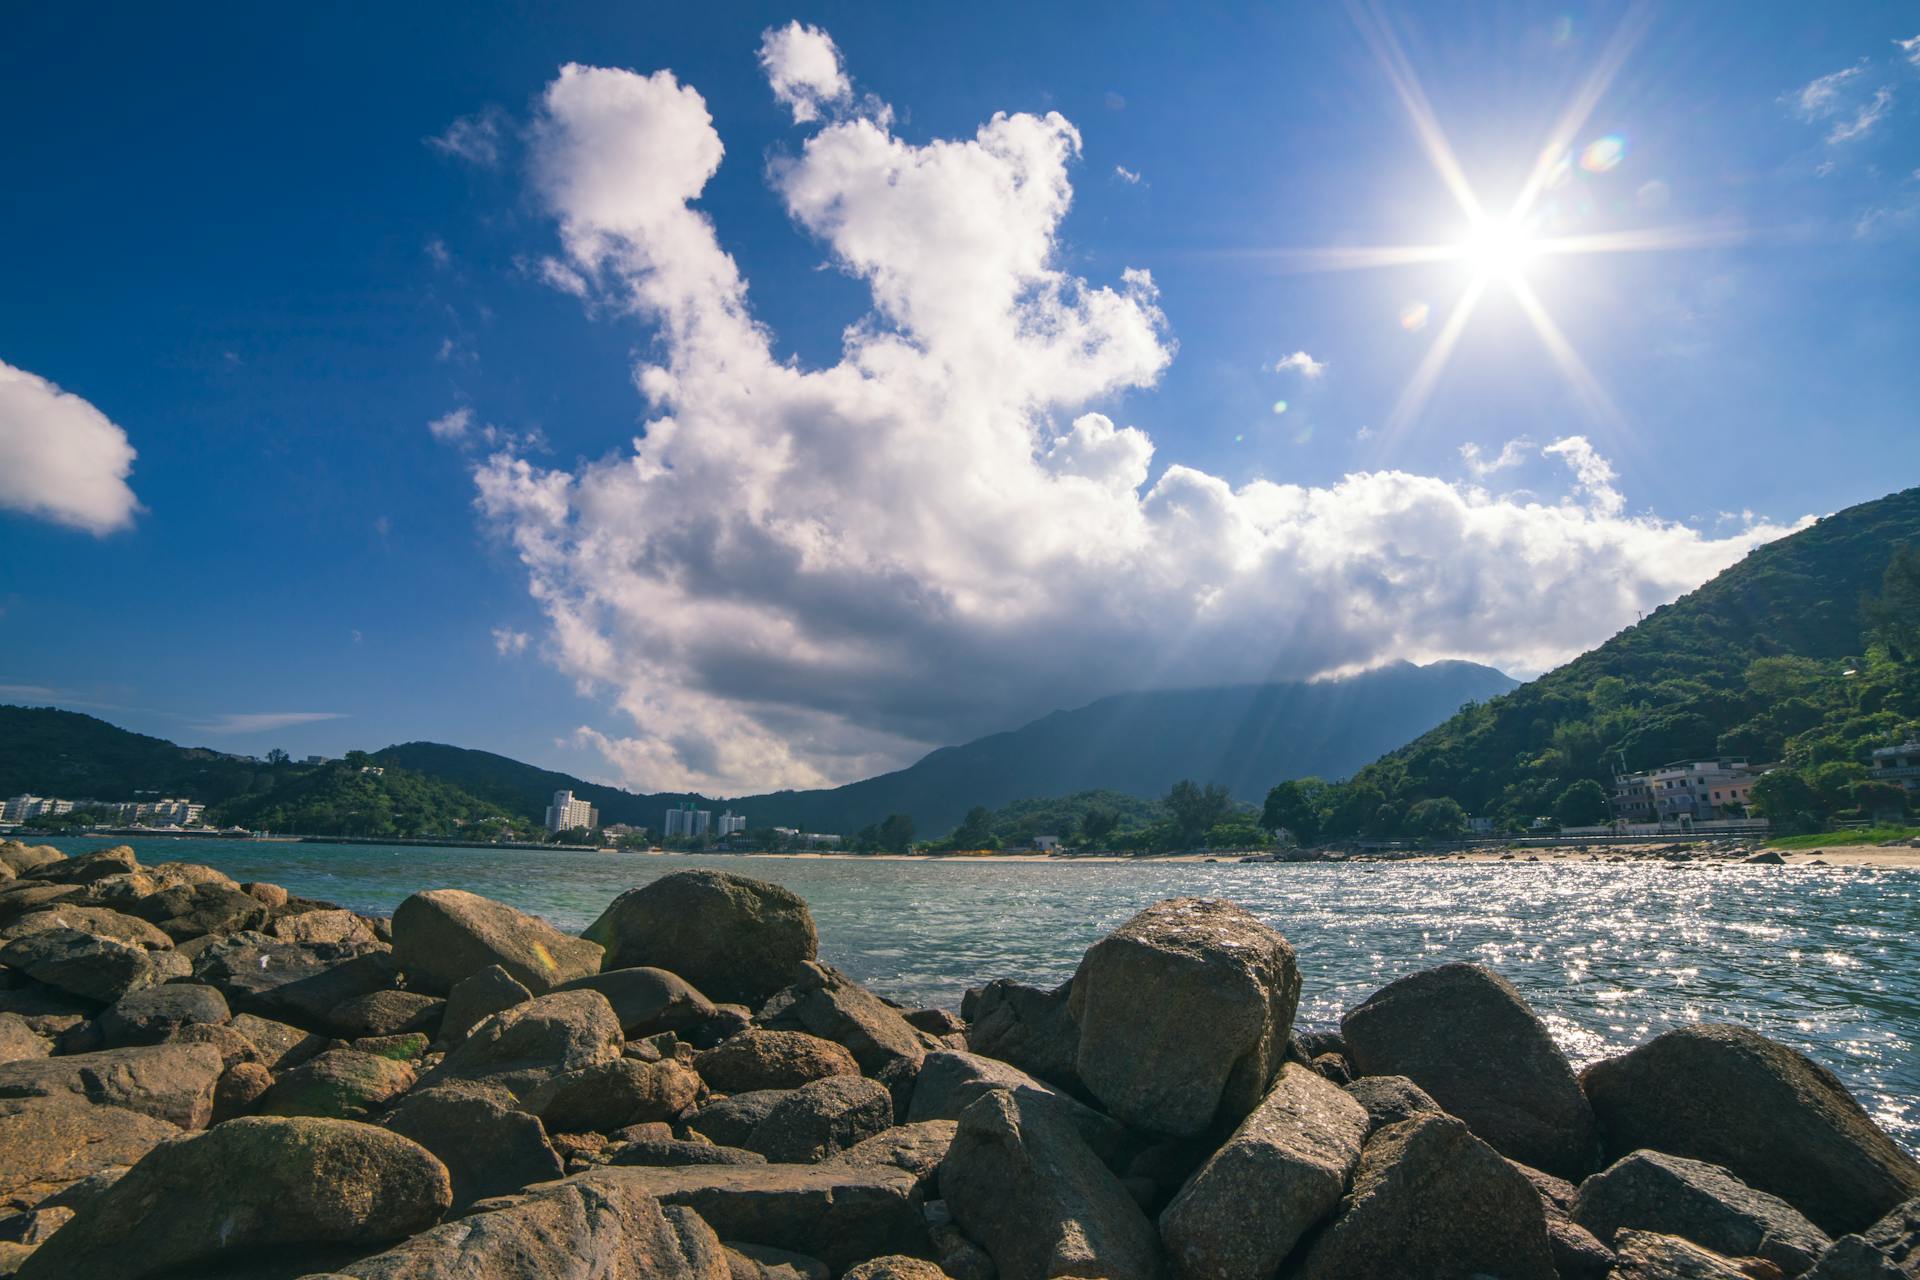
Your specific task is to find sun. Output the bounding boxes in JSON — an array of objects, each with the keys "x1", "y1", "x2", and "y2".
[{"x1": 1458, "y1": 215, "x2": 1538, "y2": 282}]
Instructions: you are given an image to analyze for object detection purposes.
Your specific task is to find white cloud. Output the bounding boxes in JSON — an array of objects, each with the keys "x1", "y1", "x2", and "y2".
[
  {"x1": 427, "y1": 407, "x2": 472, "y2": 442},
  {"x1": 0, "y1": 359, "x2": 141, "y2": 535},
  {"x1": 1115, "y1": 165, "x2": 1141, "y2": 184},
  {"x1": 1274, "y1": 350, "x2": 1326, "y2": 379},
  {"x1": 1459, "y1": 436, "x2": 1534, "y2": 477},
  {"x1": 471, "y1": 41, "x2": 1809, "y2": 796},
  {"x1": 195, "y1": 712, "x2": 347, "y2": 735},
  {"x1": 493, "y1": 627, "x2": 530, "y2": 656},
  {"x1": 1898, "y1": 35, "x2": 1920, "y2": 69},
  {"x1": 1790, "y1": 65, "x2": 1863, "y2": 118},
  {"x1": 1828, "y1": 86, "x2": 1893, "y2": 144},
  {"x1": 759, "y1": 22, "x2": 851, "y2": 124},
  {"x1": 427, "y1": 109, "x2": 505, "y2": 167}
]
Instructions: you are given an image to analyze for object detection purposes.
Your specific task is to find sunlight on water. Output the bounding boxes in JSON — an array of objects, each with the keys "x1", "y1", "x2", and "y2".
[{"x1": 53, "y1": 839, "x2": 1920, "y2": 1150}]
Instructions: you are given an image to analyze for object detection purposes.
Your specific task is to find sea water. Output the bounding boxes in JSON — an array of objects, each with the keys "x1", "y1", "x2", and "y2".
[{"x1": 42, "y1": 837, "x2": 1920, "y2": 1149}]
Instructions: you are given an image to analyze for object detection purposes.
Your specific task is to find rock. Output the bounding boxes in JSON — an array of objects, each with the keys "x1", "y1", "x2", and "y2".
[
  {"x1": 1745, "y1": 851, "x2": 1787, "y2": 865},
  {"x1": 0, "y1": 906, "x2": 172, "y2": 951},
  {"x1": 1068, "y1": 897, "x2": 1300, "y2": 1138},
  {"x1": 96, "y1": 983, "x2": 229, "y2": 1048},
  {"x1": 1293, "y1": 1113, "x2": 1559, "y2": 1280},
  {"x1": 418, "y1": 988, "x2": 623, "y2": 1102},
  {"x1": 906, "y1": 1008, "x2": 966, "y2": 1037},
  {"x1": 14, "y1": 1115, "x2": 452, "y2": 1280},
  {"x1": 746, "y1": 1075, "x2": 895, "y2": 1164},
  {"x1": 1581, "y1": 1024, "x2": 1920, "y2": 1236},
  {"x1": 1573, "y1": 1150, "x2": 1833, "y2": 1276},
  {"x1": 962, "y1": 980, "x2": 1083, "y2": 1094},
  {"x1": 1608, "y1": 1229, "x2": 1755, "y2": 1279},
  {"x1": 325, "y1": 1167, "x2": 727, "y2": 1279},
  {"x1": 699, "y1": 1029, "x2": 860, "y2": 1093},
  {"x1": 581, "y1": 1163, "x2": 929, "y2": 1270},
  {"x1": 0, "y1": 846, "x2": 62, "y2": 878},
  {"x1": 354, "y1": 1031, "x2": 431, "y2": 1060},
  {"x1": 613, "y1": 1137, "x2": 768, "y2": 1167},
  {"x1": 0, "y1": 1097, "x2": 177, "y2": 1211},
  {"x1": 213, "y1": 1060, "x2": 274, "y2": 1121},
  {"x1": 269, "y1": 907, "x2": 379, "y2": 946},
  {"x1": 0, "y1": 1017, "x2": 46, "y2": 1067},
  {"x1": 392, "y1": 889, "x2": 604, "y2": 995},
  {"x1": 526, "y1": 1058, "x2": 704, "y2": 1133},
  {"x1": 1507, "y1": 1160, "x2": 1615, "y2": 1280},
  {"x1": 728, "y1": 1242, "x2": 830, "y2": 1280},
  {"x1": 0, "y1": 1042, "x2": 222, "y2": 1128},
  {"x1": 1343, "y1": 1073, "x2": 1444, "y2": 1135},
  {"x1": 943, "y1": 1087, "x2": 1158, "y2": 1280},
  {"x1": 1340, "y1": 960, "x2": 1599, "y2": 1179},
  {"x1": 689, "y1": 1090, "x2": 792, "y2": 1148},
  {"x1": 1159, "y1": 1063, "x2": 1369, "y2": 1280},
  {"x1": 1805, "y1": 1196, "x2": 1920, "y2": 1278},
  {"x1": 758, "y1": 962, "x2": 928, "y2": 1078},
  {"x1": 148, "y1": 861, "x2": 239, "y2": 889},
  {"x1": 439, "y1": 963, "x2": 532, "y2": 1044},
  {"x1": 243, "y1": 881, "x2": 290, "y2": 909},
  {"x1": 35, "y1": 845, "x2": 138, "y2": 885},
  {"x1": 192, "y1": 933, "x2": 398, "y2": 1031},
  {"x1": 829, "y1": 1121, "x2": 956, "y2": 1189},
  {"x1": 585, "y1": 871, "x2": 819, "y2": 1007},
  {"x1": 330, "y1": 989, "x2": 445, "y2": 1039},
  {"x1": 0, "y1": 884, "x2": 88, "y2": 928},
  {"x1": 843, "y1": 1257, "x2": 951, "y2": 1280},
  {"x1": 384, "y1": 1083, "x2": 565, "y2": 1209},
  {"x1": 230, "y1": 1011, "x2": 330, "y2": 1070},
  {"x1": 258, "y1": 1048, "x2": 417, "y2": 1120},
  {"x1": 0, "y1": 1206, "x2": 71, "y2": 1245},
  {"x1": 690, "y1": 1004, "x2": 754, "y2": 1049},
  {"x1": 136, "y1": 883, "x2": 272, "y2": 940},
  {"x1": 0, "y1": 928, "x2": 154, "y2": 1004},
  {"x1": 908, "y1": 1051, "x2": 1124, "y2": 1165},
  {"x1": 558, "y1": 966, "x2": 719, "y2": 1037}
]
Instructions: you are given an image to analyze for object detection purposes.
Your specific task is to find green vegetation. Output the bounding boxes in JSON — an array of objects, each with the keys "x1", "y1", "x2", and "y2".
[
  {"x1": 924, "y1": 783, "x2": 1270, "y2": 852},
  {"x1": 210, "y1": 754, "x2": 540, "y2": 840},
  {"x1": 1767, "y1": 824, "x2": 1919, "y2": 850}
]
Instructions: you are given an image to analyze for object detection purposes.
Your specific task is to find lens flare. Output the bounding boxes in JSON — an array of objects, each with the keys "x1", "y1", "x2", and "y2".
[
  {"x1": 1400, "y1": 301, "x2": 1431, "y2": 331},
  {"x1": 1580, "y1": 134, "x2": 1626, "y2": 173},
  {"x1": 1271, "y1": 400, "x2": 1289, "y2": 415}
]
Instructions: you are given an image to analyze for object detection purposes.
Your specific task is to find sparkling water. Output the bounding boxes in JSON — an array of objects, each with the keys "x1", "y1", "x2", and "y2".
[{"x1": 44, "y1": 837, "x2": 1920, "y2": 1150}]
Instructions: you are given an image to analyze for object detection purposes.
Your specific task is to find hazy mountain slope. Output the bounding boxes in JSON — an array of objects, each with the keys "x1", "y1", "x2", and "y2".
[{"x1": 0, "y1": 707, "x2": 272, "y2": 805}]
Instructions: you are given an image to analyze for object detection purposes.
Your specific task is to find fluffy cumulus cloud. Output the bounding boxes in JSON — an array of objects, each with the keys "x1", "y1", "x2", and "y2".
[
  {"x1": 1274, "y1": 350, "x2": 1326, "y2": 379},
  {"x1": 758, "y1": 22, "x2": 852, "y2": 124},
  {"x1": 471, "y1": 35, "x2": 1806, "y2": 794},
  {"x1": 0, "y1": 358, "x2": 141, "y2": 535},
  {"x1": 1459, "y1": 436, "x2": 1533, "y2": 477}
]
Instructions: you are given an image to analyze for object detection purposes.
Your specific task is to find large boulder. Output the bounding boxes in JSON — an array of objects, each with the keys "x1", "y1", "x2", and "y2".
[
  {"x1": 1580, "y1": 1024, "x2": 1920, "y2": 1236},
  {"x1": 1158, "y1": 1063, "x2": 1368, "y2": 1280},
  {"x1": 1292, "y1": 1113, "x2": 1559, "y2": 1280},
  {"x1": 1805, "y1": 1196, "x2": 1920, "y2": 1279},
  {"x1": 257, "y1": 1048, "x2": 418, "y2": 1121},
  {"x1": 758, "y1": 964, "x2": 928, "y2": 1084},
  {"x1": 132, "y1": 882, "x2": 271, "y2": 940},
  {"x1": 1067, "y1": 897, "x2": 1299, "y2": 1137},
  {"x1": 1343, "y1": 1073, "x2": 1444, "y2": 1135},
  {"x1": 96, "y1": 983, "x2": 230, "y2": 1048},
  {"x1": 942, "y1": 1087, "x2": 1161, "y2": 1280},
  {"x1": 584, "y1": 872, "x2": 818, "y2": 1007},
  {"x1": 0, "y1": 928, "x2": 155, "y2": 1004},
  {"x1": 558, "y1": 967, "x2": 718, "y2": 1038},
  {"x1": 330, "y1": 989, "x2": 445, "y2": 1039},
  {"x1": 586, "y1": 1163, "x2": 928, "y2": 1271},
  {"x1": 0, "y1": 906, "x2": 172, "y2": 951},
  {"x1": 962, "y1": 979, "x2": 1083, "y2": 1094},
  {"x1": 0, "y1": 884, "x2": 88, "y2": 928},
  {"x1": 0, "y1": 845, "x2": 63, "y2": 878},
  {"x1": 908, "y1": 1050, "x2": 1124, "y2": 1166},
  {"x1": 192, "y1": 933, "x2": 397, "y2": 1031},
  {"x1": 270, "y1": 907, "x2": 379, "y2": 946},
  {"x1": 0, "y1": 1042, "x2": 222, "y2": 1128},
  {"x1": 0, "y1": 1097, "x2": 177, "y2": 1212},
  {"x1": 392, "y1": 889, "x2": 603, "y2": 995},
  {"x1": 35, "y1": 845, "x2": 138, "y2": 885},
  {"x1": 1573, "y1": 1149, "x2": 1831, "y2": 1276},
  {"x1": 417, "y1": 988, "x2": 623, "y2": 1102},
  {"x1": 1607, "y1": 1229, "x2": 1754, "y2": 1279},
  {"x1": 324, "y1": 1168, "x2": 727, "y2": 1279},
  {"x1": 524, "y1": 1057, "x2": 703, "y2": 1133},
  {"x1": 699, "y1": 1029, "x2": 859, "y2": 1093},
  {"x1": 0, "y1": 1016, "x2": 45, "y2": 1066},
  {"x1": 384, "y1": 1083, "x2": 565, "y2": 1210},
  {"x1": 745, "y1": 1075, "x2": 895, "y2": 1164},
  {"x1": 1340, "y1": 961, "x2": 1599, "y2": 1179},
  {"x1": 14, "y1": 1116, "x2": 452, "y2": 1280},
  {"x1": 439, "y1": 963, "x2": 532, "y2": 1044},
  {"x1": 828, "y1": 1121, "x2": 956, "y2": 1190},
  {"x1": 687, "y1": 1090, "x2": 792, "y2": 1148},
  {"x1": 230, "y1": 1011, "x2": 330, "y2": 1070}
]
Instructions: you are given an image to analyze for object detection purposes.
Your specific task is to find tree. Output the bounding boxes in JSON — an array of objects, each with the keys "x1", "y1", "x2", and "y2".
[
  {"x1": 1406, "y1": 796, "x2": 1468, "y2": 840},
  {"x1": 1323, "y1": 782, "x2": 1386, "y2": 839},
  {"x1": 1079, "y1": 806, "x2": 1120, "y2": 847},
  {"x1": 949, "y1": 806, "x2": 994, "y2": 849},
  {"x1": 1810, "y1": 760, "x2": 1867, "y2": 813},
  {"x1": 1864, "y1": 543, "x2": 1920, "y2": 659},
  {"x1": 1749, "y1": 769, "x2": 1823, "y2": 833},
  {"x1": 876, "y1": 813, "x2": 915, "y2": 853},
  {"x1": 266, "y1": 748, "x2": 290, "y2": 766},
  {"x1": 1261, "y1": 778, "x2": 1331, "y2": 844},
  {"x1": 1204, "y1": 820, "x2": 1270, "y2": 849},
  {"x1": 1551, "y1": 779, "x2": 1611, "y2": 827},
  {"x1": 1166, "y1": 780, "x2": 1234, "y2": 847},
  {"x1": 1851, "y1": 780, "x2": 1909, "y2": 821}
]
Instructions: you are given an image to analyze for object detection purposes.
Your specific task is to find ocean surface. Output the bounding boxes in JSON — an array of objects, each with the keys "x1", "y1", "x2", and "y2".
[{"x1": 43, "y1": 836, "x2": 1920, "y2": 1150}]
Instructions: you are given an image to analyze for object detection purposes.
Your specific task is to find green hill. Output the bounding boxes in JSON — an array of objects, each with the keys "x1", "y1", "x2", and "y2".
[
  {"x1": 212, "y1": 757, "x2": 532, "y2": 840},
  {"x1": 1287, "y1": 486, "x2": 1920, "y2": 838},
  {"x1": 0, "y1": 707, "x2": 276, "y2": 806}
]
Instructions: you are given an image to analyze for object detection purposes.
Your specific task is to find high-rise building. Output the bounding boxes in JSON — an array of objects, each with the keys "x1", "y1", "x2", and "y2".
[
  {"x1": 664, "y1": 803, "x2": 711, "y2": 838},
  {"x1": 545, "y1": 789, "x2": 598, "y2": 834},
  {"x1": 717, "y1": 810, "x2": 747, "y2": 836}
]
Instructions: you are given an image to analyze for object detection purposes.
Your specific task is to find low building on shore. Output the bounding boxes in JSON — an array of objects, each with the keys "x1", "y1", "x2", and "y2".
[
  {"x1": 1, "y1": 794, "x2": 73, "y2": 823},
  {"x1": 1614, "y1": 758, "x2": 1759, "y2": 825},
  {"x1": 1870, "y1": 741, "x2": 1920, "y2": 793}
]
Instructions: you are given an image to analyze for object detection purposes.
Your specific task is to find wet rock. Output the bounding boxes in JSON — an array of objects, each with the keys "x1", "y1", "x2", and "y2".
[
  {"x1": 585, "y1": 871, "x2": 818, "y2": 1007},
  {"x1": 758, "y1": 962, "x2": 928, "y2": 1079},
  {"x1": 439, "y1": 962, "x2": 532, "y2": 1044},
  {"x1": 525, "y1": 1057, "x2": 704, "y2": 1133},
  {"x1": 943, "y1": 1086, "x2": 1158, "y2": 1280},
  {"x1": 746, "y1": 1075, "x2": 895, "y2": 1163},
  {"x1": 1340, "y1": 960, "x2": 1599, "y2": 1178},
  {"x1": 212, "y1": 1060, "x2": 274, "y2": 1121},
  {"x1": 1069, "y1": 897, "x2": 1300, "y2": 1138},
  {"x1": 1159, "y1": 1063, "x2": 1369, "y2": 1280},
  {"x1": 582, "y1": 1163, "x2": 929, "y2": 1270},
  {"x1": 907, "y1": 1050, "x2": 1124, "y2": 1165},
  {"x1": 418, "y1": 988, "x2": 623, "y2": 1102},
  {"x1": 384, "y1": 1082, "x2": 565, "y2": 1209},
  {"x1": 1343, "y1": 1073, "x2": 1444, "y2": 1135},
  {"x1": 962, "y1": 979, "x2": 1083, "y2": 1094},
  {"x1": 698, "y1": 1028, "x2": 860, "y2": 1093},
  {"x1": 1804, "y1": 1195, "x2": 1920, "y2": 1279},
  {"x1": 96, "y1": 982, "x2": 229, "y2": 1048},
  {"x1": 330, "y1": 989, "x2": 445, "y2": 1039},
  {"x1": 0, "y1": 1097, "x2": 177, "y2": 1212},
  {"x1": 613, "y1": 1137, "x2": 768, "y2": 1167},
  {"x1": 1608, "y1": 1229, "x2": 1755, "y2": 1279},
  {"x1": 1580, "y1": 1023, "x2": 1920, "y2": 1236},
  {"x1": 230, "y1": 1011, "x2": 330, "y2": 1070},
  {"x1": 392, "y1": 888, "x2": 603, "y2": 995},
  {"x1": 0, "y1": 906, "x2": 173, "y2": 951},
  {"x1": 0, "y1": 1017, "x2": 46, "y2": 1067},
  {"x1": 13, "y1": 1115, "x2": 452, "y2": 1280},
  {"x1": 687, "y1": 1090, "x2": 792, "y2": 1148},
  {"x1": 192, "y1": 933, "x2": 397, "y2": 1031},
  {"x1": 1574, "y1": 1150, "x2": 1832, "y2": 1276},
  {"x1": 257, "y1": 1047, "x2": 417, "y2": 1120},
  {"x1": 559, "y1": 966, "x2": 719, "y2": 1038},
  {"x1": 0, "y1": 1041, "x2": 222, "y2": 1128},
  {"x1": 0, "y1": 928, "x2": 155, "y2": 1004},
  {"x1": 1293, "y1": 1113, "x2": 1558, "y2": 1280}
]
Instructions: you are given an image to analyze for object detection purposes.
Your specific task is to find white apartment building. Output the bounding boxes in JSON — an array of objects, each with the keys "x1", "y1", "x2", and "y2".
[
  {"x1": 113, "y1": 798, "x2": 206, "y2": 827},
  {"x1": 1871, "y1": 742, "x2": 1920, "y2": 793},
  {"x1": 1614, "y1": 758, "x2": 1759, "y2": 824},
  {"x1": 664, "y1": 805, "x2": 712, "y2": 838},
  {"x1": 1, "y1": 795, "x2": 73, "y2": 823},
  {"x1": 545, "y1": 789, "x2": 598, "y2": 834},
  {"x1": 716, "y1": 810, "x2": 747, "y2": 836}
]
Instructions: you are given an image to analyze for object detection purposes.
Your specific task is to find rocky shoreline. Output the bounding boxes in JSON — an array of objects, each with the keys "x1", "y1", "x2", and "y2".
[{"x1": 0, "y1": 839, "x2": 1915, "y2": 1279}]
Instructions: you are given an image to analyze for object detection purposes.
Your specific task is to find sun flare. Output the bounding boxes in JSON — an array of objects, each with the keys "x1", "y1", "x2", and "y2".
[{"x1": 1459, "y1": 216, "x2": 1538, "y2": 282}]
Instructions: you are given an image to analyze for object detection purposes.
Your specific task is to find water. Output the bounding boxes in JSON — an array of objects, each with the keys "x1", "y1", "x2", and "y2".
[{"x1": 42, "y1": 836, "x2": 1920, "y2": 1150}]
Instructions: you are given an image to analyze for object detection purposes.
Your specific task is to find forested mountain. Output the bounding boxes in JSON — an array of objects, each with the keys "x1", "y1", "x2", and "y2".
[{"x1": 0, "y1": 707, "x2": 278, "y2": 806}]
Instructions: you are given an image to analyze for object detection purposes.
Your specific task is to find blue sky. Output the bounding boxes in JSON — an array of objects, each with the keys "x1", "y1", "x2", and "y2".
[{"x1": 2, "y1": 2, "x2": 1916, "y2": 794}]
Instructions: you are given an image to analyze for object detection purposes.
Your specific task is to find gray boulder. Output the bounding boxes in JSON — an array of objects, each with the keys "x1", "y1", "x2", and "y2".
[
  {"x1": 687, "y1": 1090, "x2": 792, "y2": 1148},
  {"x1": 13, "y1": 1115, "x2": 452, "y2": 1280},
  {"x1": 908, "y1": 1050, "x2": 1124, "y2": 1165},
  {"x1": 745, "y1": 1075, "x2": 895, "y2": 1164},
  {"x1": 942, "y1": 1087, "x2": 1161, "y2": 1280},
  {"x1": 1158, "y1": 1063, "x2": 1368, "y2": 1280},
  {"x1": 192, "y1": 933, "x2": 397, "y2": 1031},
  {"x1": 0, "y1": 929, "x2": 155, "y2": 1004},
  {"x1": 1293, "y1": 1113, "x2": 1559, "y2": 1280},
  {"x1": 330, "y1": 989, "x2": 445, "y2": 1039},
  {"x1": 230, "y1": 1011, "x2": 330, "y2": 1070},
  {"x1": 96, "y1": 983, "x2": 229, "y2": 1048},
  {"x1": 612, "y1": 1137, "x2": 768, "y2": 1168},
  {"x1": 269, "y1": 907, "x2": 379, "y2": 945},
  {"x1": 1340, "y1": 961, "x2": 1598, "y2": 1178},
  {"x1": 584, "y1": 871, "x2": 818, "y2": 1007},
  {"x1": 827, "y1": 1121, "x2": 956, "y2": 1190},
  {"x1": 1580, "y1": 1023, "x2": 1920, "y2": 1236},
  {"x1": 758, "y1": 962, "x2": 928, "y2": 1079},
  {"x1": 1805, "y1": 1196, "x2": 1920, "y2": 1279},
  {"x1": 0, "y1": 906, "x2": 172, "y2": 951},
  {"x1": 524, "y1": 1057, "x2": 703, "y2": 1133},
  {"x1": 1343, "y1": 1073, "x2": 1443, "y2": 1135},
  {"x1": 0, "y1": 1042, "x2": 222, "y2": 1128},
  {"x1": 418, "y1": 988, "x2": 623, "y2": 1102},
  {"x1": 963, "y1": 979, "x2": 1082, "y2": 1093},
  {"x1": 1511, "y1": 1160, "x2": 1615, "y2": 1280},
  {"x1": 1574, "y1": 1149, "x2": 1831, "y2": 1275},
  {"x1": 384, "y1": 1082, "x2": 565, "y2": 1209},
  {"x1": 439, "y1": 963, "x2": 532, "y2": 1043},
  {"x1": 392, "y1": 889, "x2": 603, "y2": 995},
  {"x1": 1068, "y1": 897, "x2": 1300, "y2": 1137},
  {"x1": 558, "y1": 966, "x2": 718, "y2": 1037},
  {"x1": 0, "y1": 1096, "x2": 176, "y2": 1212},
  {"x1": 256, "y1": 1048, "x2": 417, "y2": 1120},
  {"x1": 698, "y1": 1028, "x2": 859, "y2": 1093},
  {"x1": 1607, "y1": 1229, "x2": 1754, "y2": 1279}
]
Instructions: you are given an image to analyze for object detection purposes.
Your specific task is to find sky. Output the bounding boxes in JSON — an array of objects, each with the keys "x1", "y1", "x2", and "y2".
[{"x1": 2, "y1": 2, "x2": 1917, "y2": 796}]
